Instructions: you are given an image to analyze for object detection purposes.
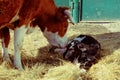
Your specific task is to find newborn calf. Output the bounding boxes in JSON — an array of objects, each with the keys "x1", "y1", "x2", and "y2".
[{"x1": 63, "y1": 35, "x2": 101, "y2": 69}]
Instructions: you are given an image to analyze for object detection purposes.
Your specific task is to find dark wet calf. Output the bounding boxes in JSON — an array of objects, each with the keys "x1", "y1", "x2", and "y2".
[{"x1": 63, "y1": 35, "x2": 101, "y2": 69}]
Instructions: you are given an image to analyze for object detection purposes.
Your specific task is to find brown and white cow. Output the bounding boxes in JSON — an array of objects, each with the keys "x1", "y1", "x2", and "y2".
[{"x1": 0, "y1": 0, "x2": 74, "y2": 70}]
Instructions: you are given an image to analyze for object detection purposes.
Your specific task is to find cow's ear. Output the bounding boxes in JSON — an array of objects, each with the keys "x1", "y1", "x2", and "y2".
[
  {"x1": 64, "y1": 9, "x2": 75, "y2": 25},
  {"x1": 56, "y1": 7, "x2": 75, "y2": 24},
  {"x1": 55, "y1": 7, "x2": 70, "y2": 21}
]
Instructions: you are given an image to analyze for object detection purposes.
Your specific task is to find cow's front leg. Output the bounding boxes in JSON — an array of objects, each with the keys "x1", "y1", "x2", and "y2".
[
  {"x1": 14, "y1": 25, "x2": 27, "y2": 70},
  {"x1": 1, "y1": 27, "x2": 11, "y2": 63}
]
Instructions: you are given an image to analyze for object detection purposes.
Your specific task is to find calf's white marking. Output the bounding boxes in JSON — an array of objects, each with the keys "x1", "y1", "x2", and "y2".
[{"x1": 73, "y1": 36, "x2": 86, "y2": 42}]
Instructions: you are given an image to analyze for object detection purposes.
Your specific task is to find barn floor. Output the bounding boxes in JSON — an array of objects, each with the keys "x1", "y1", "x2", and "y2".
[{"x1": 0, "y1": 22, "x2": 120, "y2": 80}]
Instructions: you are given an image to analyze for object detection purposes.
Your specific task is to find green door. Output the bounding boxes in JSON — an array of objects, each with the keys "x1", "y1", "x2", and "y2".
[{"x1": 82, "y1": 0, "x2": 120, "y2": 21}]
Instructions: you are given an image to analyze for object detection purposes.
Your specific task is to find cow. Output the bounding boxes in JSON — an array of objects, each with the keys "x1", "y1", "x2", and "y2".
[{"x1": 0, "y1": 0, "x2": 74, "y2": 70}]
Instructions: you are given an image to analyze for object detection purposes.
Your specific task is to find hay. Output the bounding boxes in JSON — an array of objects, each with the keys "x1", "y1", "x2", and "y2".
[
  {"x1": 0, "y1": 22, "x2": 120, "y2": 80},
  {"x1": 88, "y1": 51, "x2": 120, "y2": 80},
  {"x1": 43, "y1": 62, "x2": 84, "y2": 80}
]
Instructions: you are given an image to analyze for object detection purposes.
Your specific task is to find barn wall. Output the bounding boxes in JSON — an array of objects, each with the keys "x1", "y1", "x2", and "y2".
[
  {"x1": 54, "y1": 0, "x2": 69, "y2": 6},
  {"x1": 54, "y1": 0, "x2": 120, "y2": 22},
  {"x1": 82, "y1": 0, "x2": 120, "y2": 21}
]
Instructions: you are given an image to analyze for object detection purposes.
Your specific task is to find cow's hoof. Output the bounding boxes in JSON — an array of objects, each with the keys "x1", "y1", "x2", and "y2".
[
  {"x1": 2, "y1": 60, "x2": 13, "y2": 69},
  {"x1": 14, "y1": 65, "x2": 24, "y2": 71},
  {"x1": 18, "y1": 67, "x2": 24, "y2": 71},
  {"x1": 3, "y1": 56, "x2": 12, "y2": 65},
  {"x1": 14, "y1": 62, "x2": 24, "y2": 71}
]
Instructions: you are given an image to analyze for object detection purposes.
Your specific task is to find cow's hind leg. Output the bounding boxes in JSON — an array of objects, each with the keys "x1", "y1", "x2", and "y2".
[
  {"x1": 14, "y1": 25, "x2": 27, "y2": 70},
  {"x1": 0, "y1": 27, "x2": 11, "y2": 63}
]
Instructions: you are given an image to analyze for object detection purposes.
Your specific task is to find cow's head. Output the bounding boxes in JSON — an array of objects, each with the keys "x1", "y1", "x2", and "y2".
[{"x1": 41, "y1": 7, "x2": 74, "y2": 48}]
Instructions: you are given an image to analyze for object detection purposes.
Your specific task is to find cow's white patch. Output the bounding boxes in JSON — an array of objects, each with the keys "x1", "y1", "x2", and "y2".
[
  {"x1": 1, "y1": 39, "x2": 11, "y2": 62},
  {"x1": 43, "y1": 28, "x2": 68, "y2": 48},
  {"x1": 14, "y1": 25, "x2": 27, "y2": 70}
]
